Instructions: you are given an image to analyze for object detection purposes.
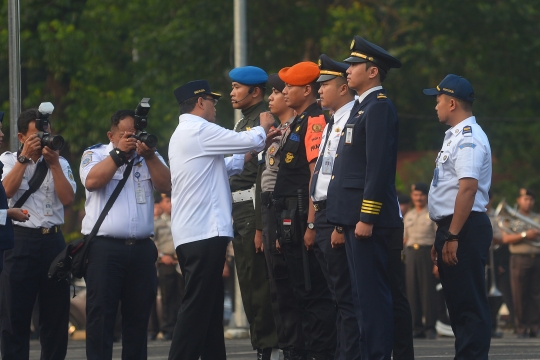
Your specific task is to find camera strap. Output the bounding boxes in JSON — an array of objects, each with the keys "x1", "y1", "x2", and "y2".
[
  {"x1": 13, "y1": 156, "x2": 49, "y2": 208},
  {"x1": 88, "y1": 159, "x2": 134, "y2": 239}
]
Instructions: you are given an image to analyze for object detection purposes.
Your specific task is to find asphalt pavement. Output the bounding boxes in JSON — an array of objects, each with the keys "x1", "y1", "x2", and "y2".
[{"x1": 28, "y1": 333, "x2": 540, "y2": 359}]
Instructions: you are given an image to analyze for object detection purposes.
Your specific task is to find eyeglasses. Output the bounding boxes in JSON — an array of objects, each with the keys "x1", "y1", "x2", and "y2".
[{"x1": 202, "y1": 96, "x2": 218, "y2": 106}]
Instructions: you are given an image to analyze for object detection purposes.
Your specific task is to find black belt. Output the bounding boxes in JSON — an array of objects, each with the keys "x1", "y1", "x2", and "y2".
[
  {"x1": 435, "y1": 211, "x2": 484, "y2": 227},
  {"x1": 313, "y1": 200, "x2": 326, "y2": 212},
  {"x1": 14, "y1": 225, "x2": 60, "y2": 235},
  {"x1": 96, "y1": 235, "x2": 150, "y2": 246}
]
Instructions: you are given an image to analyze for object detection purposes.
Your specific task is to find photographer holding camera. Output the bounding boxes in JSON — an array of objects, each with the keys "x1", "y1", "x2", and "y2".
[
  {"x1": 0, "y1": 107, "x2": 76, "y2": 359},
  {"x1": 80, "y1": 107, "x2": 170, "y2": 360}
]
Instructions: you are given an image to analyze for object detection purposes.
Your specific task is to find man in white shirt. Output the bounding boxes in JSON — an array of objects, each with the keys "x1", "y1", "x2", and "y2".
[
  {"x1": 168, "y1": 80, "x2": 275, "y2": 360},
  {"x1": 310, "y1": 54, "x2": 359, "y2": 360},
  {"x1": 424, "y1": 74, "x2": 493, "y2": 359},
  {"x1": 0, "y1": 108, "x2": 75, "y2": 359},
  {"x1": 80, "y1": 109, "x2": 171, "y2": 360}
]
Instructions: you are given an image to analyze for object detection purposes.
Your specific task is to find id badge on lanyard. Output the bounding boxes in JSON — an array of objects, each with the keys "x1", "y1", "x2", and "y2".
[{"x1": 134, "y1": 172, "x2": 146, "y2": 204}]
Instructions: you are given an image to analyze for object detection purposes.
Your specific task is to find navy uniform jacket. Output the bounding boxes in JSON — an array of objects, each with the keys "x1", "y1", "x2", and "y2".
[
  {"x1": 326, "y1": 89, "x2": 401, "y2": 228},
  {"x1": 0, "y1": 161, "x2": 14, "y2": 250}
]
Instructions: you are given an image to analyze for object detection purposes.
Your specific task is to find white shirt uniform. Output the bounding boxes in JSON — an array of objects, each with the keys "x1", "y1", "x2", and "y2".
[
  {"x1": 0, "y1": 152, "x2": 76, "y2": 228},
  {"x1": 312, "y1": 99, "x2": 356, "y2": 201},
  {"x1": 80, "y1": 142, "x2": 167, "y2": 238},
  {"x1": 428, "y1": 116, "x2": 491, "y2": 221},
  {"x1": 169, "y1": 114, "x2": 266, "y2": 247}
]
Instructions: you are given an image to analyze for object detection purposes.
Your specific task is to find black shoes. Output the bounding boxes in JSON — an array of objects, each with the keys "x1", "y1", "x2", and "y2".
[{"x1": 257, "y1": 348, "x2": 273, "y2": 360}]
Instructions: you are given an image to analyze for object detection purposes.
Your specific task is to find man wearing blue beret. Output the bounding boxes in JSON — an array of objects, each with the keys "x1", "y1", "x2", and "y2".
[{"x1": 228, "y1": 66, "x2": 279, "y2": 359}]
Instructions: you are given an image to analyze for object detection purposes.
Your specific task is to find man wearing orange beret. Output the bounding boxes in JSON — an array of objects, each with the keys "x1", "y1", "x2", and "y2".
[{"x1": 272, "y1": 61, "x2": 337, "y2": 360}]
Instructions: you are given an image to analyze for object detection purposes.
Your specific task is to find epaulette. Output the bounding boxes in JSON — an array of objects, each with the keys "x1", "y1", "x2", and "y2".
[
  {"x1": 377, "y1": 93, "x2": 387, "y2": 100},
  {"x1": 84, "y1": 143, "x2": 102, "y2": 151}
]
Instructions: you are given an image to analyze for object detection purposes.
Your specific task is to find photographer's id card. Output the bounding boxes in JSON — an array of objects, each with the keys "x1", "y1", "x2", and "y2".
[
  {"x1": 321, "y1": 156, "x2": 334, "y2": 174},
  {"x1": 135, "y1": 186, "x2": 146, "y2": 204},
  {"x1": 43, "y1": 199, "x2": 53, "y2": 216}
]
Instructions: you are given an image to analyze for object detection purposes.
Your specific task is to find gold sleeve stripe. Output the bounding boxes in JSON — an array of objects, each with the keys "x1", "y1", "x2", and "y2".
[
  {"x1": 361, "y1": 204, "x2": 381, "y2": 211},
  {"x1": 361, "y1": 206, "x2": 381, "y2": 212},
  {"x1": 363, "y1": 200, "x2": 383, "y2": 206},
  {"x1": 361, "y1": 209, "x2": 380, "y2": 215}
]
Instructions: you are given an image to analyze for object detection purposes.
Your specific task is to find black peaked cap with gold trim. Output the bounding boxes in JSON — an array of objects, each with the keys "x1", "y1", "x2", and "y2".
[
  {"x1": 174, "y1": 80, "x2": 221, "y2": 105},
  {"x1": 317, "y1": 54, "x2": 349, "y2": 83},
  {"x1": 344, "y1": 35, "x2": 401, "y2": 73}
]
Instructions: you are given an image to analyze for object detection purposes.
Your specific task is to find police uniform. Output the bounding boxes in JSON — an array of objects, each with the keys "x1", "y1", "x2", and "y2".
[
  {"x1": 326, "y1": 36, "x2": 409, "y2": 360},
  {"x1": 81, "y1": 142, "x2": 166, "y2": 359},
  {"x1": 257, "y1": 73, "x2": 304, "y2": 358},
  {"x1": 503, "y1": 191, "x2": 540, "y2": 337},
  {"x1": 424, "y1": 75, "x2": 493, "y2": 359},
  {"x1": 0, "y1": 112, "x2": 14, "y2": 273},
  {"x1": 153, "y1": 209, "x2": 184, "y2": 340},
  {"x1": 403, "y1": 183, "x2": 438, "y2": 339},
  {"x1": 0, "y1": 151, "x2": 76, "y2": 359},
  {"x1": 229, "y1": 66, "x2": 279, "y2": 354},
  {"x1": 273, "y1": 62, "x2": 337, "y2": 360},
  {"x1": 310, "y1": 54, "x2": 361, "y2": 360}
]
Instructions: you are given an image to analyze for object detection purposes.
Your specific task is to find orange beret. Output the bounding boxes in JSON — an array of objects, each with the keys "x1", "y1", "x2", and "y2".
[{"x1": 278, "y1": 62, "x2": 320, "y2": 86}]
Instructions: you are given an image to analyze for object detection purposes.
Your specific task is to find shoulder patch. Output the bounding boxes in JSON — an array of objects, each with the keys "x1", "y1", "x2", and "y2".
[
  {"x1": 68, "y1": 168, "x2": 74, "y2": 181},
  {"x1": 81, "y1": 152, "x2": 93, "y2": 167},
  {"x1": 377, "y1": 93, "x2": 387, "y2": 100},
  {"x1": 462, "y1": 126, "x2": 472, "y2": 137},
  {"x1": 289, "y1": 133, "x2": 300, "y2": 142},
  {"x1": 458, "y1": 142, "x2": 476, "y2": 150},
  {"x1": 85, "y1": 143, "x2": 102, "y2": 151}
]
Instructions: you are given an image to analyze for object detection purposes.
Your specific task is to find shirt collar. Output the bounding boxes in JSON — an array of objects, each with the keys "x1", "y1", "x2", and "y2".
[
  {"x1": 333, "y1": 99, "x2": 356, "y2": 124},
  {"x1": 356, "y1": 86, "x2": 383, "y2": 104},
  {"x1": 446, "y1": 116, "x2": 477, "y2": 138},
  {"x1": 241, "y1": 101, "x2": 266, "y2": 120},
  {"x1": 179, "y1": 113, "x2": 206, "y2": 123}
]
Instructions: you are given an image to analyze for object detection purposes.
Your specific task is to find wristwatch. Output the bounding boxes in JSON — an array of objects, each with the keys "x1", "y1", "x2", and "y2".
[
  {"x1": 335, "y1": 226, "x2": 344, "y2": 234},
  {"x1": 17, "y1": 154, "x2": 31, "y2": 164},
  {"x1": 307, "y1": 222, "x2": 315, "y2": 230},
  {"x1": 521, "y1": 231, "x2": 527, "y2": 239},
  {"x1": 442, "y1": 229, "x2": 459, "y2": 242}
]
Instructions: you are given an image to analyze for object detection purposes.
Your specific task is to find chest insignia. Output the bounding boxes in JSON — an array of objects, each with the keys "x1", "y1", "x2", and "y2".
[
  {"x1": 358, "y1": 110, "x2": 364, "y2": 115},
  {"x1": 447, "y1": 141, "x2": 452, "y2": 146},
  {"x1": 443, "y1": 155, "x2": 448, "y2": 161},
  {"x1": 268, "y1": 145, "x2": 276, "y2": 155},
  {"x1": 285, "y1": 152, "x2": 294, "y2": 164},
  {"x1": 295, "y1": 125, "x2": 301, "y2": 132},
  {"x1": 269, "y1": 157, "x2": 275, "y2": 166},
  {"x1": 312, "y1": 123, "x2": 323, "y2": 132},
  {"x1": 289, "y1": 133, "x2": 300, "y2": 142},
  {"x1": 335, "y1": 127, "x2": 341, "y2": 133},
  {"x1": 455, "y1": 129, "x2": 460, "y2": 134},
  {"x1": 246, "y1": 126, "x2": 251, "y2": 131}
]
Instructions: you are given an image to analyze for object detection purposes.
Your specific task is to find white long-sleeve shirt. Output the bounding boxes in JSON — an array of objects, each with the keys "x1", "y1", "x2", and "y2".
[{"x1": 169, "y1": 114, "x2": 266, "y2": 247}]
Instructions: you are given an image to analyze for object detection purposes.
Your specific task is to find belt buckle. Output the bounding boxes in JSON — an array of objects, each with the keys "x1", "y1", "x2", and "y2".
[
  {"x1": 41, "y1": 227, "x2": 50, "y2": 235},
  {"x1": 413, "y1": 244, "x2": 419, "y2": 250},
  {"x1": 125, "y1": 239, "x2": 136, "y2": 246},
  {"x1": 313, "y1": 204, "x2": 320, "y2": 212}
]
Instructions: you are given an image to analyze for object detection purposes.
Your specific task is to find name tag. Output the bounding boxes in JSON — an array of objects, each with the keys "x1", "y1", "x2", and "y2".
[
  {"x1": 136, "y1": 186, "x2": 146, "y2": 204},
  {"x1": 321, "y1": 156, "x2": 334, "y2": 175},
  {"x1": 43, "y1": 199, "x2": 53, "y2": 216},
  {"x1": 345, "y1": 124, "x2": 354, "y2": 145}
]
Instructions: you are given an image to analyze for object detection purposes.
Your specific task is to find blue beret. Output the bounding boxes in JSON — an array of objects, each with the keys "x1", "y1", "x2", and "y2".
[{"x1": 229, "y1": 66, "x2": 268, "y2": 85}]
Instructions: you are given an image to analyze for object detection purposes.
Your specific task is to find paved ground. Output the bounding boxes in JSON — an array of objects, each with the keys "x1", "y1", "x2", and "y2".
[{"x1": 28, "y1": 334, "x2": 540, "y2": 359}]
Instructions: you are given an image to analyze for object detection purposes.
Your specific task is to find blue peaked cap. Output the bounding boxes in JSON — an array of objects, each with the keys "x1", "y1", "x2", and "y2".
[{"x1": 229, "y1": 66, "x2": 268, "y2": 85}]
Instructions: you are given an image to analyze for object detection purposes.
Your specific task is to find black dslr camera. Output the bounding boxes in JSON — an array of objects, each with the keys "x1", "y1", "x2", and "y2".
[
  {"x1": 130, "y1": 98, "x2": 157, "y2": 148},
  {"x1": 36, "y1": 102, "x2": 65, "y2": 151}
]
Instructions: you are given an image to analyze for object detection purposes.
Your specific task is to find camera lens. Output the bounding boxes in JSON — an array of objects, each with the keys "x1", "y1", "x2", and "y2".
[
  {"x1": 141, "y1": 134, "x2": 158, "y2": 148},
  {"x1": 42, "y1": 134, "x2": 65, "y2": 151}
]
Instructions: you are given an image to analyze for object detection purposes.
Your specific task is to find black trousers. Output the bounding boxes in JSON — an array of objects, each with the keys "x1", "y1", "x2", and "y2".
[
  {"x1": 168, "y1": 237, "x2": 229, "y2": 360},
  {"x1": 405, "y1": 245, "x2": 438, "y2": 333},
  {"x1": 314, "y1": 209, "x2": 360, "y2": 360},
  {"x1": 0, "y1": 227, "x2": 69, "y2": 360},
  {"x1": 157, "y1": 263, "x2": 184, "y2": 335},
  {"x1": 435, "y1": 212, "x2": 492, "y2": 360},
  {"x1": 261, "y1": 204, "x2": 304, "y2": 351},
  {"x1": 510, "y1": 254, "x2": 540, "y2": 333},
  {"x1": 85, "y1": 236, "x2": 158, "y2": 360}
]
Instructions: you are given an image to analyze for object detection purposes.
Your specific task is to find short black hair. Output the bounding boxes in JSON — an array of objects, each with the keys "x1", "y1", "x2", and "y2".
[
  {"x1": 179, "y1": 97, "x2": 200, "y2": 115},
  {"x1": 456, "y1": 98, "x2": 473, "y2": 112},
  {"x1": 17, "y1": 109, "x2": 39, "y2": 135},
  {"x1": 335, "y1": 76, "x2": 356, "y2": 97},
  {"x1": 111, "y1": 110, "x2": 135, "y2": 130},
  {"x1": 365, "y1": 62, "x2": 387, "y2": 83}
]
